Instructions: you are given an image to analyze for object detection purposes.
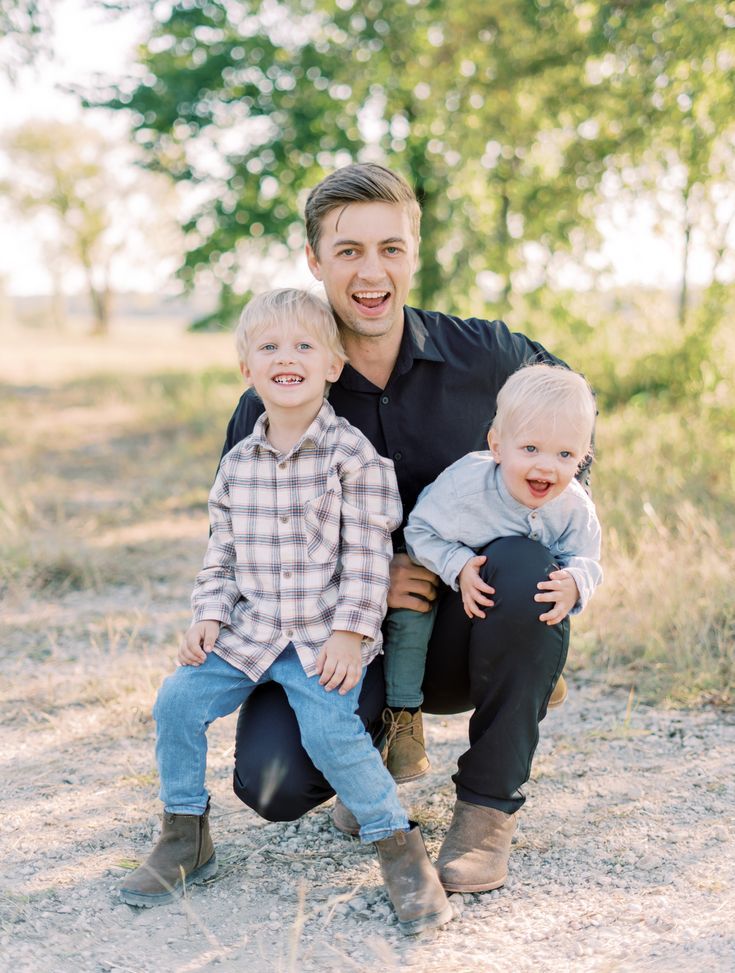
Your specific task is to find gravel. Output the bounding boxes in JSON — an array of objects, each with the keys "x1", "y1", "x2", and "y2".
[{"x1": 2, "y1": 675, "x2": 733, "y2": 972}]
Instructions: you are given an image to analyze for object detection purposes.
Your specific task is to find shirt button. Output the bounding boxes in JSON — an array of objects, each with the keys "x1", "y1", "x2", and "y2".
[
  {"x1": 279, "y1": 515, "x2": 289, "y2": 523},
  {"x1": 278, "y1": 461, "x2": 287, "y2": 470},
  {"x1": 393, "y1": 451, "x2": 402, "y2": 462},
  {"x1": 283, "y1": 570, "x2": 292, "y2": 578},
  {"x1": 381, "y1": 395, "x2": 390, "y2": 405},
  {"x1": 286, "y1": 629, "x2": 294, "y2": 638}
]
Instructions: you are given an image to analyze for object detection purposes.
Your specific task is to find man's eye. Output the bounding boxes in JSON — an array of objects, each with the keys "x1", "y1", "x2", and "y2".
[
  {"x1": 339, "y1": 248, "x2": 355, "y2": 257},
  {"x1": 385, "y1": 246, "x2": 400, "y2": 255}
]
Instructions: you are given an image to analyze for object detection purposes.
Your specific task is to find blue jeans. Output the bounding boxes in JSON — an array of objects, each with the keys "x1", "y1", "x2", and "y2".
[
  {"x1": 382, "y1": 604, "x2": 437, "y2": 708},
  {"x1": 153, "y1": 645, "x2": 409, "y2": 843}
]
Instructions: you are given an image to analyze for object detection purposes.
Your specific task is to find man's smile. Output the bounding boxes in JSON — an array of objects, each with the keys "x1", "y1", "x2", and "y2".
[{"x1": 352, "y1": 290, "x2": 390, "y2": 310}]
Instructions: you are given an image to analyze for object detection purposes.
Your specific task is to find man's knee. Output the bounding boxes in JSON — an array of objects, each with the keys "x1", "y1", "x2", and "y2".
[{"x1": 479, "y1": 536, "x2": 559, "y2": 621}]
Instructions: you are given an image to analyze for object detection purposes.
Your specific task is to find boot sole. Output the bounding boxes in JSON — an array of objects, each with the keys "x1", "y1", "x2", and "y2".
[
  {"x1": 398, "y1": 900, "x2": 454, "y2": 935},
  {"x1": 439, "y1": 871, "x2": 507, "y2": 893},
  {"x1": 119, "y1": 853, "x2": 218, "y2": 907},
  {"x1": 390, "y1": 760, "x2": 431, "y2": 784}
]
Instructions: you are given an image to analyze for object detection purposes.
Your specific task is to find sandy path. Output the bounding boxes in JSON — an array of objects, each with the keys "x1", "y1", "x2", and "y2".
[{"x1": 3, "y1": 658, "x2": 733, "y2": 972}]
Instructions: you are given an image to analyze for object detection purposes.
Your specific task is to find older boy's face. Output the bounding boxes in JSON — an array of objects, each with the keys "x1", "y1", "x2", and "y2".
[
  {"x1": 488, "y1": 417, "x2": 587, "y2": 509},
  {"x1": 240, "y1": 323, "x2": 343, "y2": 415},
  {"x1": 305, "y1": 201, "x2": 419, "y2": 342}
]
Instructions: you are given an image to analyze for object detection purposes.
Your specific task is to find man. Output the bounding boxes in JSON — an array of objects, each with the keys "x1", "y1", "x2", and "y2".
[{"x1": 221, "y1": 163, "x2": 572, "y2": 893}]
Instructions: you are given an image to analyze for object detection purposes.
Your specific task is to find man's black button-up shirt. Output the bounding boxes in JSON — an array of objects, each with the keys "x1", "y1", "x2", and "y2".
[{"x1": 221, "y1": 306, "x2": 566, "y2": 542}]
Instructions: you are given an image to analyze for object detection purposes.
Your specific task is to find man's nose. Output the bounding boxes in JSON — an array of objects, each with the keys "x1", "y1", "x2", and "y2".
[{"x1": 358, "y1": 248, "x2": 385, "y2": 280}]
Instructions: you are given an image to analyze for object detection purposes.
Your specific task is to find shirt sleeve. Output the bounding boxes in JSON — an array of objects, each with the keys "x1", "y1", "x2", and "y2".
[
  {"x1": 555, "y1": 495, "x2": 603, "y2": 614},
  {"x1": 191, "y1": 460, "x2": 242, "y2": 623},
  {"x1": 331, "y1": 444, "x2": 403, "y2": 642},
  {"x1": 404, "y1": 468, "x2": 477, "y2": 590}
]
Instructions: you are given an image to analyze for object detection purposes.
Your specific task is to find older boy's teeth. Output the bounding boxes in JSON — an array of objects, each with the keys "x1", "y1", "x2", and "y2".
[{"x1": 273, "y1": 376, "x2": 302, "y2": 384}]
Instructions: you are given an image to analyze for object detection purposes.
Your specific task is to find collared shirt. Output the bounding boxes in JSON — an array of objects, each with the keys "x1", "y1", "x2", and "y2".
[
  {"x1": 222, "y1": 307, "x2": 580, "y2": 545},
  {"x1": 405, "y1": 453, "x2": 602, "y2": 613},
  {"x1": 194, "y1": 400, "x2": 402, "y2": 679}
]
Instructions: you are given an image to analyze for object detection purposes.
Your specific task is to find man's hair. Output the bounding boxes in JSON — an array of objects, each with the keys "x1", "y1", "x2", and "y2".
[
  {"x1": 304, "y1": 163, "x2": 422, "y2": 257},
  {"x1": 491, "y1": 363, "x2": 596, "y2": 453},
  {"x1": 235, "y1": 288, "x2": 347, "y2": 365}
]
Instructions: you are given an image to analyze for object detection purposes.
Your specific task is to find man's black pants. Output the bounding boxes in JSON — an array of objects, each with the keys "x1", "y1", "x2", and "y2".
[{"x1": 232, "y1": 536, "x2": 569, "y2": 818}]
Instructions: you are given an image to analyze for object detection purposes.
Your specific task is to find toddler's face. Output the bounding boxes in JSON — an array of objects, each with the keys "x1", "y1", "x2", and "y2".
[{"x1": 488, "y1": 416, "x2": 588, "y2": 509}]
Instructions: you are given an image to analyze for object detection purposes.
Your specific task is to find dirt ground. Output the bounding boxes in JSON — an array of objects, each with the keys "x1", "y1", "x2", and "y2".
[{"x1": 3, "y1": 625, "x2": 734, "y2": 973}]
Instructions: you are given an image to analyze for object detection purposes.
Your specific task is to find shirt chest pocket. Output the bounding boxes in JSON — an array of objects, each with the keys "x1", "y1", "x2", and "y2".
[{"x1": 303, "y1": 488, "x2": 342, "y2": 563}]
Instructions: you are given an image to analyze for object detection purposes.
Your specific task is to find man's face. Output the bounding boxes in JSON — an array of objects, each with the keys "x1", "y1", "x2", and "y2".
[{"x1": 305, "y1": 201, "x2": 419, "y2": 341}]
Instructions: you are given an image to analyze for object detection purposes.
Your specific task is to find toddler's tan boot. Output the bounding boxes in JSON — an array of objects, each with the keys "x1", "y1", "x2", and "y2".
[
  {"x1": 375, "y1": 824, "x2": 454, "y2": 935},
  {"x1": 383, "y1": 708, "x2": 431, "y2": 782},
  {"x1": 120, "y1": 800, "x2": 217, "y2": 907},
  {"x1": 436, "y1": 799, "x2": 517, "y2": 893}
]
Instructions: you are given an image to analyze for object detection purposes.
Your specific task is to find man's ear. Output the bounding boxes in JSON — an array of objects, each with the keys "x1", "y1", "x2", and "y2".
[{"x1": 305, "y1": 243, "x2": 323, "y2": 281}]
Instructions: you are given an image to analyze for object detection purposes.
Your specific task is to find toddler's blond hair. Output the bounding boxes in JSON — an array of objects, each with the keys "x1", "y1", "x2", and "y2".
[{"x1": 491, "y1": 363, "x2": 596, "y2": 454}]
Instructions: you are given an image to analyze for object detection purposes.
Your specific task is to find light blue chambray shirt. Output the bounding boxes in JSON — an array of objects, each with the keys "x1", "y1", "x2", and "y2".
[{"x1": 404, "y1": 451, "x2": 602, "y2": 614}]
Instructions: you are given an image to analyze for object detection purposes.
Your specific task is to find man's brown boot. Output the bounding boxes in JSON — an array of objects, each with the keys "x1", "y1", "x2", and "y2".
[
  {"x1": 375, "y1": 824, "x2": 454, "y2": 935},
  {"x1": 120, "y1": 800, "x2": 217, "y2": 907},
  {"x1": 436, "y1": 799, "x2": 517, "y2": 893},
  {"x1": 383, "y1": 708, "x2": 431, "y2": 782},
  {"x1": 331, "y1": 797, "x2": 360, "y2": 837},
  {"x1": 548, "y1": 673, "x2": 568, "y2": 709}
]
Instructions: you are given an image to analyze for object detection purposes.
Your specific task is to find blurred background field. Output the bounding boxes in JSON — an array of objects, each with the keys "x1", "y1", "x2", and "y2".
[{"x1": 1, "y1": 0, "x2": 734, "y2": 726}]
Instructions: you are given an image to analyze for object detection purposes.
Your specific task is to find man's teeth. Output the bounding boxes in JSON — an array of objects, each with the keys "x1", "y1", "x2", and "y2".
[{"x1": 354, "y1": 291, "x2": 387, "y2": 299}]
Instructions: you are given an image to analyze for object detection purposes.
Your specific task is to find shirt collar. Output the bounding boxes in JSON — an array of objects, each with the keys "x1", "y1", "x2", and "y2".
[
  {"x1": 250, "y1": 398, "x2": 336, "y2": 457},
  {"x1": 336, "y1": 306, "x2": 445, "y2": 392}
]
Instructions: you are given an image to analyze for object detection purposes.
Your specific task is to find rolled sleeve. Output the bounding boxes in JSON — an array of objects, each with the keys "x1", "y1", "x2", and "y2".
[{"x1": 191, "y1": 466, "x2": 241, "y2": 623}]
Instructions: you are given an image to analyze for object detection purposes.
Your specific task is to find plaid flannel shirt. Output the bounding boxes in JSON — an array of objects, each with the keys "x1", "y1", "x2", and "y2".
[{"x1": 191, "y1": 399, "x2": 402, "y2": 680}]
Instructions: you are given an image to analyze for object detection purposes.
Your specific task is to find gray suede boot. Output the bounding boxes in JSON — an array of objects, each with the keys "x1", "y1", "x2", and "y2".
[
  {"x1": 375, "y1": 824, "x2": 454, "y2": 935},
  {"x1": 436, "y1": 799, "x2": 517, "y2": 893},
  {"x1": 120, "y1": 800, "x2": 217, "y2": 907}
]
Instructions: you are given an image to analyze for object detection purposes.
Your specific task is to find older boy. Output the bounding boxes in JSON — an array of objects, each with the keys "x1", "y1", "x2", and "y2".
[{"x1": 120, "y1": 289, "x2": 452, "y2": 935}]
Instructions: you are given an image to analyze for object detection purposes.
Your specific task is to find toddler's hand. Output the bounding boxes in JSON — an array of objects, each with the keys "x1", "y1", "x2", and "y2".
[
  {"x1": 179, "y1": 620, "x2": 220, "y2": 666},
  {"x1": 535, "y1": 569, "x2": 579, "y2": 625},
  {"x1": 458, "y1": 556, "x2": 495, "y2": 619},
  {"x1": 315, "y1": 631, "x2": 363, "y2": 694}
]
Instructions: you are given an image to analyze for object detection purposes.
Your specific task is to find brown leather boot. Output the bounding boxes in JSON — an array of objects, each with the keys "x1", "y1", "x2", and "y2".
[
  {"x1": 375, "y1": 824, "x2": 454, "y2": 935},
  {"x1": 548, "y1": 673, "x2": 568, "y2": 708},
  {"x1": 383, "y1": 708, "x2": 431, "y2": 782},
  {"x1": 120, "y1": 800, "x2": 217, "y2": 907},
  {"x1": 332, "y1": 797, "x2": 360, "y2": 837},
  {"x1": 436, "y1": 799, "x2": 517, "y2": 893}
]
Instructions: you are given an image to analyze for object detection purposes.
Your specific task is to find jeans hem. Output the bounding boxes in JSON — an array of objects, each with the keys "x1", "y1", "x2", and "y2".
[
  {"x1": 163, "y1": 803, "x2": 208, "y2": 816},
  {"x1": 384, "y1": 694, "x2": 424, "y2": 708},
  {"x1": 359, "y1": 819, "x2": 411, "y2": 843}
]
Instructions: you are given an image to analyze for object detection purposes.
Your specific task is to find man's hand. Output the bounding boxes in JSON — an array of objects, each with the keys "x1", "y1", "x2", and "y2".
[
  {"x1": 179, "y1": 620, "x2": 220, "y2": 666},
  {"x1": 315, "y1": 630, "x2": 364, "y2": 694},
  {"x1": 535, "y1": 569, "x2": 579, "y2": 625},
  {"x1": 387, "y1": 553, "x2": 439, "y2": 612},
  {"x1": 458, "y1": 555, "x2": 496, "y2": 619}
]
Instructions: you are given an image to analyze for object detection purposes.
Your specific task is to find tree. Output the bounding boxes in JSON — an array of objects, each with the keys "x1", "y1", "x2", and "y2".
[
  {"x1": 1, "y1": 120, "x2": 181, "y2": 334},
  {"x1": 0, "y1": 0, "x2": 52, "y2": 75}
]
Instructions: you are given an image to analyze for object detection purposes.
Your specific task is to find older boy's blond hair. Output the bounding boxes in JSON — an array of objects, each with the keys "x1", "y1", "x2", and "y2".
[
  {"x1": 235, "y1": 288, "x2": 347, "y2": 365},
  {"x1": 491, "y1": 363, "x2": 596, "y2": 453}
]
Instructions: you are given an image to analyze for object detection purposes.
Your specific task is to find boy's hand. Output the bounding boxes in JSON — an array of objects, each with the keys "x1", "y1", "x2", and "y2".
[
  {"x1": 535, "y1": 569, "x2": 579, "y2": 625},
  {"x1": 179, "y1": 620, "x2": 220, "y2": 666},
  {"x1": 458, "y1": 556, "x2": 496, "y2": 619},
  {"x1": 315, "y1": 631, "x2": 363, "y2": 694}
]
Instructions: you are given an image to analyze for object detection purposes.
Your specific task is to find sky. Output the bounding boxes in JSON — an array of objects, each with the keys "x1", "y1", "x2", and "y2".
[{"x1": 0, "y1": 0, "x2": 718, "y2": 298}]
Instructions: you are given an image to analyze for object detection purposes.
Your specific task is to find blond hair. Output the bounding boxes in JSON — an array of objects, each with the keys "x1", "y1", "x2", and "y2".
[
  {"x1": 235, "y1": 288, "x2": 347, "y2": 365},
  {"x1": 491, "y1": 364, "x2": 596, "y2": 453},
  {"x1": 304, "y1": 163, "x2": 421, "y2": 257}
]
